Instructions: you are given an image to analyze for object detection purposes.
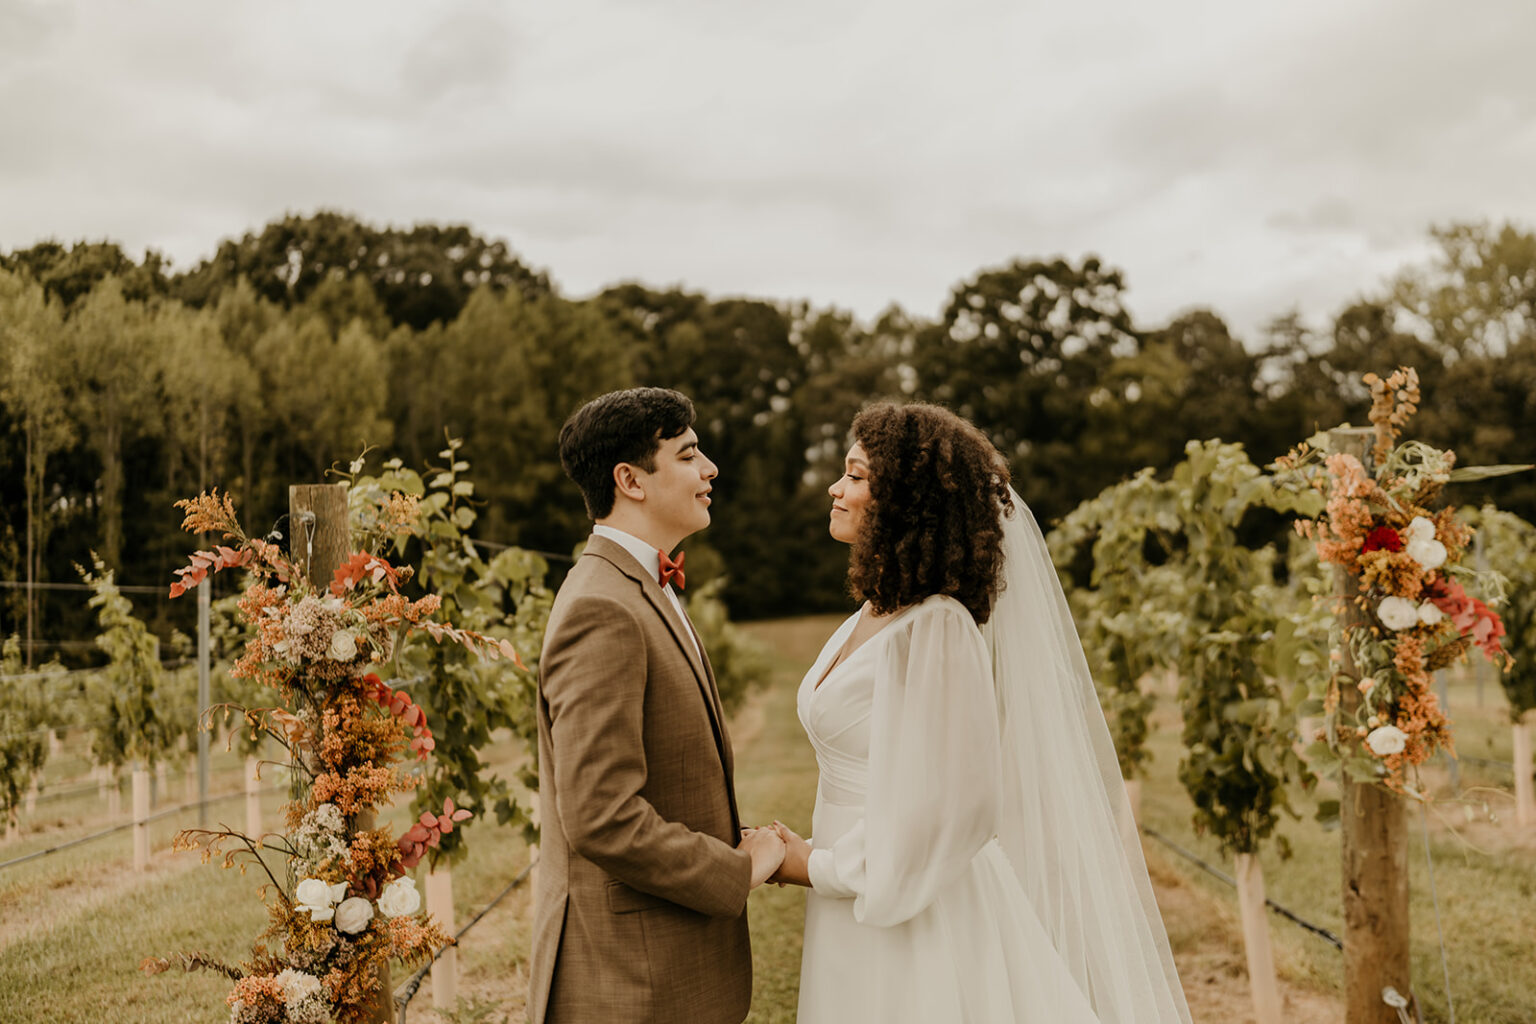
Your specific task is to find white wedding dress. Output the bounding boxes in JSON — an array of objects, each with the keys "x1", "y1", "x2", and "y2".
[{"x1": 794, "y1": 595, "x2": 1101, "y2": 1023}]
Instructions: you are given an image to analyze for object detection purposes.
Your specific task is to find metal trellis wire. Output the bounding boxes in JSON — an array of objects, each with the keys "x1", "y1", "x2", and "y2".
[
  {"x1": 1139, "y1": 824, "x2": 1344, "y2": 950},
  {"x1": 393, "y1": 857, "x2": 537, "y2": 1023}
]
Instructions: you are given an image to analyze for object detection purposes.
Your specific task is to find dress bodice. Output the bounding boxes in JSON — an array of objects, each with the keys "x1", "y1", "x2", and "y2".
[{"x1": 796, "y1": 605, "x2": 921, "y2": 806}]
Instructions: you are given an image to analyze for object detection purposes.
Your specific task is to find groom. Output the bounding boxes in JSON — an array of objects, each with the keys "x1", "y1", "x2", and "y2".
[{"x1": 528, "y1": 387, "x2": 784, "y2": 1024}]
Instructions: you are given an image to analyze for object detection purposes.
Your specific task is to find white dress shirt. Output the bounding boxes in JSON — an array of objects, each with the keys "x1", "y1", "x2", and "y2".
[{"x1": 591, "y1": 524, "x2": 702, "y2": 662}]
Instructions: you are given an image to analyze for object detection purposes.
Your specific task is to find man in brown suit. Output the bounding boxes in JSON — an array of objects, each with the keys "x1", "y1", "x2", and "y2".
[{"x1": 528, "y1": 387, "x2": 785, "y2": 1024}]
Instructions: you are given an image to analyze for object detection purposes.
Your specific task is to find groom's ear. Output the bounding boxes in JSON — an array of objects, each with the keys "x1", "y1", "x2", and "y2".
[{"x1": 613, "y1": 463, "x2": 646, "y2": 504}]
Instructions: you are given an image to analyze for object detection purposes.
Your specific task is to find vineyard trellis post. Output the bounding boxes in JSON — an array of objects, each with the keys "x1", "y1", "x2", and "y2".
[
  {"x1": 1330, "y1": 426, "x2": 1412, "y2": 1024},
  {"x1": 290, "y1": 481, "x2": 392, "y2": 1024},
  {"x1": 196, "y1": 577, "x2": 210, "y2": 828}
]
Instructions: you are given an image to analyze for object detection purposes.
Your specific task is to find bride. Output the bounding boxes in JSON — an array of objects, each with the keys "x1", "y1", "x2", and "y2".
[{"x1": 766, "y1": 402, "x2": 1192, "y2": 1023}]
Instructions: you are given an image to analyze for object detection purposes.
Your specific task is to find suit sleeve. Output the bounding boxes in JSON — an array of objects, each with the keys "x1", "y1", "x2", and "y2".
[
  {"x1": 805, "y1": 598, "x2": 1001, "y2": 926},
  {"x1": 542, "y1": 592, "x2": 751, "y2": 918}
]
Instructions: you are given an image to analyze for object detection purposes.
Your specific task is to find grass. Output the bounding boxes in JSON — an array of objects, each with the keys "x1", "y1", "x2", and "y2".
[
  {"x1": 2, "y1": 626, "x2": 1532, "y2": 1023},
  {"x1": 1134, "y1": 664, "x2": 1536, "y2": 1024}
]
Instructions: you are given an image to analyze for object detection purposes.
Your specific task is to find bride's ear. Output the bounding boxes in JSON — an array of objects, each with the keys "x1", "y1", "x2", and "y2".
[{"x1": 613, "y1": 463, "x2": 646, "y2": 503}]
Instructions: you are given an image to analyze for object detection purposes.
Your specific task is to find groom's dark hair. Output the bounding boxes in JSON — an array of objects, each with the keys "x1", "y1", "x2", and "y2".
[{"x1": 559, "y1": 387, "x2": 697, "y2": 519}]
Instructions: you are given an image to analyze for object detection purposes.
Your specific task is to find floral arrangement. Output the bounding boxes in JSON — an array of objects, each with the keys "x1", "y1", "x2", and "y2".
[
  {"x1": 141, "y1": 489, "x2": 521, "y2": 1023},
  {"x1": 1276, "y1": 367, "x2": 1517, "y2": 794}
]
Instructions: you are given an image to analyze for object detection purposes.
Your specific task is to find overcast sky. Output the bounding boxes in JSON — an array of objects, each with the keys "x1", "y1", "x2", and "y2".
[{"x1": 4, "y1": 0, "x2": 1534, "y2": 341}]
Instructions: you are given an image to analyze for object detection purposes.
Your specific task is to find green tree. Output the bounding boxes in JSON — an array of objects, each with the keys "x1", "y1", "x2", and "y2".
[
  {"x1": 0, "y1": 636, "x2": 51, "y2": 830},
  {"x1": 65, "y1": 278, "x2": 162, "y2": 568},
  {"x1": 0, "y1": 270, "x2": 75, "y2": 663},
  {"x1": 1, "y1": 240, "x2": 168, "y2": 307},
  {"x1": 171, "y1": 211, "x2": 549, "y2": 330},
  {"x1": 911, "y1": 256, "x2": 1140, "y2": 524},
  {"x1": 79, "y1": 556, "x2": 172, "y2": 770}
]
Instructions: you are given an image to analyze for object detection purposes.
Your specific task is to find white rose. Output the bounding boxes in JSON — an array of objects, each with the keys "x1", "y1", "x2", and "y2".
[
  {"x1": 1418, "y1": 601, "x2": 1444, "y2": 626},
  {"x1": 1377, "y1": 596, "x2": 1420, "y2": 631},
  {"x1": 378, "y1": 876, "x2": 422, "y2": 918},
  {"x1": 328, "y1": 629, "x2": 358, "y2": 661},
  {"x1": 275, "y1": 968, "x2": 322, "y2": 1005},
  {"x1": 1405, "y1": 536, "x2": 1447, "y2": 570},
  {"x1": 1366, "y1": 724, "x2": 1409, "y2": 756},
  {"x1": 334, "y1": 895, "x2": 375, "y2": 934},
  {"x1": 308, "y1": 905, "x2": 335, "y2": 923},
  {"x1": 1404, "y1": 516, "x2": 1437, "y2": 542},
  {"x1": 294, "y1": 877, "x2": 334, "y2": 911}
]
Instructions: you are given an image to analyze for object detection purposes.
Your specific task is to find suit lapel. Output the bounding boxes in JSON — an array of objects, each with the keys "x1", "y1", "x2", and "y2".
[{"x1": 582, "y1": 538, "x2": 732, "y2": 783}]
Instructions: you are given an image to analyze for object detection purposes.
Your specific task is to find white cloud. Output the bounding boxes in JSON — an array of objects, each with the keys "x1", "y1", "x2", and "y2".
[{"x1": 3, "y1": 0, "x2": 1536, "y2": 342}]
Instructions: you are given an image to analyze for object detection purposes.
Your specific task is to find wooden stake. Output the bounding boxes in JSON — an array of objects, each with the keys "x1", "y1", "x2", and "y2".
[
  {"x1": 245, "y1": 755, "x2": 262, "y2": 839},
  {"x1": 1234, "y1": 853, "x2": 1281, "y2": 1024},
  {"x1": 427, "y1": 866, "x2": 459, "y2": 1009},
  {"x1": 289, "y1": 483, "x2": 351, "y2": 593},
  {"x1": 1514, "y1": 712, "x2": 1535, "y2": 828},
  {"x1": 1331, "y1": 426, "x2": 1412, "y2": 1024},
  {"x1": 132, "y1": 766, "x2": 152, "y2": 871}
]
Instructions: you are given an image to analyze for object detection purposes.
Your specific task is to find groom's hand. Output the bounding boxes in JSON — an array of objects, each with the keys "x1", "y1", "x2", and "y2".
[{"x1": 738, "y1": 827, "x2": 786, "y2": 888}]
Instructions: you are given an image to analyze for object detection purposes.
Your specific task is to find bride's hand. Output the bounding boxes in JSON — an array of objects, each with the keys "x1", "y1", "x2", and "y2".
[
  {"x1": 768, "y1": 821, "x2": 812, "y2": 887},
  {"x1": 738, "y1": 826, "x2": 786, "y2": 888}
]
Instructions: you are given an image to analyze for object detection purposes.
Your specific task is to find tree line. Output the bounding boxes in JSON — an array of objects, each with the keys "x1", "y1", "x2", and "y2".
[{"x1": 3, "y1": 213, "x2": 1534, "y2": 662}]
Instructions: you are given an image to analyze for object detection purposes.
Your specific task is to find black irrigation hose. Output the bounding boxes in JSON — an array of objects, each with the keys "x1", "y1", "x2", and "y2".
[
  {"x1": 1139, "y1": 824, "x2": 1344, "y2": 951},
  {"x1": 393, "y1": 858, "x2": 537, "y2": 1022},
  {"x1": 0, "y1": 783, "x2": 286, "y2": 872}
]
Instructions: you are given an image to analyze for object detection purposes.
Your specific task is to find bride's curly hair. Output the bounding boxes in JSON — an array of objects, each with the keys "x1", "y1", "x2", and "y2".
[{"x1": 847, "y1": 402, "x2": 1013, "y2": 625}]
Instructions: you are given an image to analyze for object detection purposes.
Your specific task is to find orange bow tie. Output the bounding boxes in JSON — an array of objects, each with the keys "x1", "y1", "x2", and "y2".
[{"x1": 659, "y1": 549, "x2": 686, "y2": 591}]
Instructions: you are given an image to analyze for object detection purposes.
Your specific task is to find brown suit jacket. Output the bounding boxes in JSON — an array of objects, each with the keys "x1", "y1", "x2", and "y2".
[{"x1": 527, "y1": 535, "x2": 753, "y2": 1024}]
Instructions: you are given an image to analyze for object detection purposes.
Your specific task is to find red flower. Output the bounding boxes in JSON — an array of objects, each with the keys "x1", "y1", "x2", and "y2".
[
  {"x1": 1426, "y1": 577, "x2": 1507, "y2": 660},
  {"x1": 1361, "y1": 526, "x2": 1403, "y2": 553}
]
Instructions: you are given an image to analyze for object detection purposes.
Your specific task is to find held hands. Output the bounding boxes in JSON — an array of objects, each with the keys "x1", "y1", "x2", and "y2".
[
  {"x1": 738, "y1": 826, "x2": 786, "y2": 888},
  {"x1": 767, "y1": 821, "x2": 812, "y2": 888}
]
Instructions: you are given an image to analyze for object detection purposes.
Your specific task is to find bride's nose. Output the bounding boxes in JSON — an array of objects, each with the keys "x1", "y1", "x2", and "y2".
[{"x1": 828, "y1": 477, "x2": 843, "y2": 499}]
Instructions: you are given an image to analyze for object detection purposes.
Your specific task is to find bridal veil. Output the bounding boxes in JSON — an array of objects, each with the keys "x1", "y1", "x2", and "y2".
[{"x1": 982, "y1": 489, "x2": 1193, "y2": 1023}]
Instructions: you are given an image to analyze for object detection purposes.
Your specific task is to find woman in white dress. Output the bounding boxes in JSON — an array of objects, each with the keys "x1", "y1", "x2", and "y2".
[{"x1": 767, "y1": 403, "x2": 1192, "y2": 1024}]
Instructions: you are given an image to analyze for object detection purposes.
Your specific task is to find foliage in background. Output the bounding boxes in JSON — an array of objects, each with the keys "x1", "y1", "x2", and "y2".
[
  {"x1": 685, "y1": 577, "x2": 773, "y2": 714},
  {"x1": 0, "y1": 635, "x2": 51, "y2": 826},
  {"x1": 349, "y1": 439, "x2": 549, "y2": 857},
  {"x1": 1459, "y1": 506, "x2": 1536, "y2": 720},
  {"x1": 1048, "y1": 472, "x2": 1184, "y2": 779},
  {"x1": 78, "y1": 555, "x2": 173, "y2": 770},
  {"x1": 1054, "y1": 441, "x2": 1319, "y2": 856},
  {"x1": 7, "y1": 215, "x2": 1536, "y2": 659}
]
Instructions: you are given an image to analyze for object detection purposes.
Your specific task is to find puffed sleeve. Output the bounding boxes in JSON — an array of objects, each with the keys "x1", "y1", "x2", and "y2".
[{"x1": 805, "y1": 597, "x2": 1002, "y2": 926}]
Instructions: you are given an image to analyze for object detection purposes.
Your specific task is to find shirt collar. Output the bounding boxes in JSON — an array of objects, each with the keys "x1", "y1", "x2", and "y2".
[{"x1": 591, "y1": 524, "x2": 663, "y2": 585}]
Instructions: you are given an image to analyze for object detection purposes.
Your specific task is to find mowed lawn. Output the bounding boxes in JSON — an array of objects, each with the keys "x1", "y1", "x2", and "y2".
[{"x1": 2, "y1": 617, "x2": 1532, "y2": 1023}]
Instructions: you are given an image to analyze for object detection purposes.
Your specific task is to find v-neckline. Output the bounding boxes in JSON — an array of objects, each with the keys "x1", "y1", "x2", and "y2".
[{"x1": 812, "y1": 604, "x2": 909, "y2": 692}]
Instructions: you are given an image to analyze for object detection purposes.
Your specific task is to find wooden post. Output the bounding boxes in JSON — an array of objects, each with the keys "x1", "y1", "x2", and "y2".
[
  {"x1": 1514, "y1": 711, "x2": 1535, "y2": 828},
  {"x1": 107, "y1": 766, "x2": 122, "y2": 818},
  {"x1": 292, "y1": 482, "x2": 391, "y2": 1022},
  {"x1": 132, "y1": 764, "x2": 152, "y2": 871},
  {"x1": 1234, "y1": 853, "x2": 1281, "y2": 1024},
  {"x1": 48, "y1": 730, "x2": 62, "y2": 758},
  {"x1": 185, "y1": 752, "x2": 197, "y2": 805},
  {"x1": 1331, "y1": 427, "x2": 1412, "y2": 1024},
  {"x1": 245, "y1": 755, "x2": 262, "y2": 839},
  {"x1": 24, "y1": 777, "x2": 38, "y2": 818},
  {"x1": 427, "y1": 866, "x2": 459, "y2": 1008},
  {"x1": 197, "y1": 577, "x2": 211, "y2": 828},
  {"x1": 289, "y1": 483, "x2": 351, "y2": 593}
]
